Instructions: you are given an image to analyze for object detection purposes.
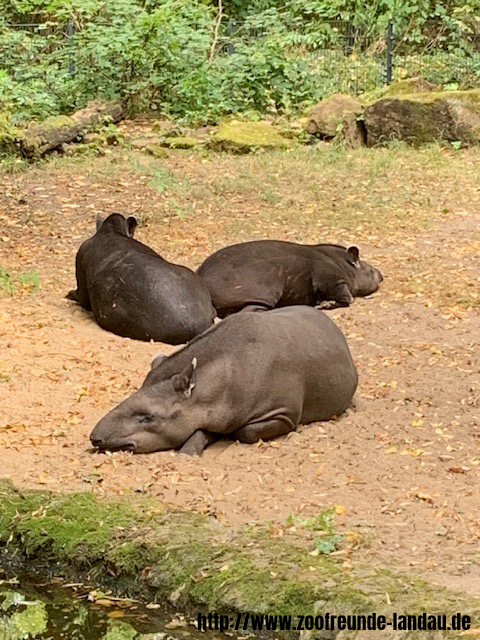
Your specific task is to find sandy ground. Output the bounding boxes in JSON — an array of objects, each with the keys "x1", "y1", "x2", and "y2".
[{"x1": 1, "y1": 141, "x2": 479, "y2": 596}]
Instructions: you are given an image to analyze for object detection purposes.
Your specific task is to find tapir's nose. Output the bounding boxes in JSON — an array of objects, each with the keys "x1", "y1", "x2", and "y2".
[{"x1": 90, "y1": 436, "x2": 104, "y2": 449}]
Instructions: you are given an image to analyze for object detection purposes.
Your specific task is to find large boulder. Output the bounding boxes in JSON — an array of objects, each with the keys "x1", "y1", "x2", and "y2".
[
  {"x1": 364, "y1": 89, "x2": 480, "y2": 147},
  {"x1": 306, "y1": 94, "x2": 361, "y2": 138},
  {"x1": 210, "y1": 120, "x2": 292, "y2": 153}
]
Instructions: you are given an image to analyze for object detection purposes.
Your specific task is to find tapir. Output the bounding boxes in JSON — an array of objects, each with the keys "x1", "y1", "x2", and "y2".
[
  {"x1": 90, "y1": 306, "x2": 358, "y2": 455},
  {"x1": 67, "y1": 213, "x2": 215, "y2": 344},
  {"x1": 196, "y1": 240, "x2": 383, "y2": 318}
]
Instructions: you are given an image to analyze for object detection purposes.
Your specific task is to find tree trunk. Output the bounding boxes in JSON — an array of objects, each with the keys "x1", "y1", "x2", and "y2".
[{"x1": 19, "y1": 100, "x2": 125, "y2": 158}]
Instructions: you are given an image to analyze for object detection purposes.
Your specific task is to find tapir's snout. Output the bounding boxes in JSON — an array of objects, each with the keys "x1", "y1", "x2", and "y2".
[
  {"x1": 90, "y1": 433, "x2": 137, "y2": 452},
  {"x1": 90, "y1": 435, "x2": 104, "y2": 449},
  {"x1": 90, "y1": 420, "x2": 138, "y2": 452}
]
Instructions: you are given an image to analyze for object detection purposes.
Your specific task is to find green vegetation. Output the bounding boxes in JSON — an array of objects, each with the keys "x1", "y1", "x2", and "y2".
[
  {"x1": 0, "y1": 0, "x2": 479, "y2": 125},
  {"x1": 1, "y1": 479, "x2": 480, "y2": 636},
  {"x1": 288, "y1": 508, "x2": 345, "y2": 555},
  {"x1": 0, "y1": 592, "x2": 47, "y2": 640},
  {"x1": 0, "y1": 269, "x2": 41, "y2": 296}
]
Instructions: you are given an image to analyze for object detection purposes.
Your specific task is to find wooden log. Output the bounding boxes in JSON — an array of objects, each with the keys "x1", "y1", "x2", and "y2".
[{"x1": 19, "y1": 100, "x2": 125, "y2": 158}]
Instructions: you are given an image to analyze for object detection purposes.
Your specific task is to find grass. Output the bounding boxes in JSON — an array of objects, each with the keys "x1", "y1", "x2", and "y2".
[
  {"x1": 0, "y1": 268, "x2": 41, "y2": 296},
  {"x1": 1, "y1": 141, "x2": 479, "y2": 309}
]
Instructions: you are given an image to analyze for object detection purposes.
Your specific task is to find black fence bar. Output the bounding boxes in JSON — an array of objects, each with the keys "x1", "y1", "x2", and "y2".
[
  {"x1": 67, "y1": 20, "x2": 76, "y2": 78},
  {"x1": 386, "y1": 19, "x2": 394, "y2": 84}
]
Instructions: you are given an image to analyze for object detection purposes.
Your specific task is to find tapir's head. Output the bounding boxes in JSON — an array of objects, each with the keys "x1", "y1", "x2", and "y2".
[
  {"x1": 346, "y1": 246, "x2": 383, "y2": 296},
  {"x1": 320, "y1": 245, "x2": 383, "y2": 297},
  {"x1": 95, "y1": 213, "x2": 138, "y2": 238},
  {"x1": 90, "y1": 358, "x2": 197, "y2": 454}
]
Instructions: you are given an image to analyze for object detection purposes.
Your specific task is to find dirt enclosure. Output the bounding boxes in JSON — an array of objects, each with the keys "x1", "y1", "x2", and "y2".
[{"x1": 1, "y1": 137, "x2": 479, "y2": 596}]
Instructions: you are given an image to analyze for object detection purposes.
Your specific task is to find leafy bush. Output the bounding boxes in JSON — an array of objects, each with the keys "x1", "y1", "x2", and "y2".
[{"x1": 0, "y1": 0, "x2": 479, "y2": 125}]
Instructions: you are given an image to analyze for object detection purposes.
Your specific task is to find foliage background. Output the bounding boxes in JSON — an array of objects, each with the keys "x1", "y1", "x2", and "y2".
[{"x1": 1, "y1": 0, "x2": 480, "y2": 124}]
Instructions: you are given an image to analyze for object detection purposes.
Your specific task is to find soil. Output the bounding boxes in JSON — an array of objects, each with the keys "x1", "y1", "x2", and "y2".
[{"x1": 1, "y1": 139, "x2": 479, "y2": 597}]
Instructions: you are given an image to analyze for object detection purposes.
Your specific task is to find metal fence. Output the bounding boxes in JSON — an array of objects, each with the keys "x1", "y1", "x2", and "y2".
[{"x1": 1, "y1": 19, "x2": 480, "y2": 98}]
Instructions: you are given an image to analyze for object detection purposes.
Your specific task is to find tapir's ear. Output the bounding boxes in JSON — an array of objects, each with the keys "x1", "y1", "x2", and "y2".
[
  {"x1": 150, "y1": 353, "x2": 167, "y2": 370},
  {"x1": 172, "y1": 357, "x2": 197, "y2": 398},
  {"x1": 126, "y1": 215, "x2": 138, "y2": 237},
  {"x1": 346, "y1": 245, "x2": 360, "y2": 268},
  {"x1": 95, "y1": 214, "x2": 105, "y2": 230}
]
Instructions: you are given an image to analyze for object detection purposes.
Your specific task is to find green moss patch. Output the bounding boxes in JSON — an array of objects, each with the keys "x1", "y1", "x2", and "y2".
[
  {"x1": 1, "y1": 479, "x2": 479, "y2": 637},
  {"x1": 210, "y1": 121, "x2": 293, "y2": 153}
]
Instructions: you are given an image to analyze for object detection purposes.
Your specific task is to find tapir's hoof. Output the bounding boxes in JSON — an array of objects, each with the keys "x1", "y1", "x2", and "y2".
[
  {"x1": 316, "y1": 300, "x2": 340, "y2": 311},
  {"x1": 66, "y1": 289, "x2": 78, "y2": 301}
]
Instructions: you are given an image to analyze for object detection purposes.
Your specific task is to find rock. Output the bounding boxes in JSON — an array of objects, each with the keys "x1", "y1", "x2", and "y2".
[
  {"x1": 144, "y1": 143, "x2": 169, "y2": 158},
  {"x1": 334, "y1": 113, "x2": 366, "y2": 149},
  {"x1": 159, "y1": 136, "x2": 201, "y2": 149},
  {"x1": 82, "y1": 132, "x2": 105, "y2": 145},
  {"x1": 306, "y1": 94, "x2": 361, "y2": 138},
  {"x1": 60, "y1": 142, "x2": 105, "y2": 156},
  {"x1": 210, "y1": 120, "x2": 293, "y2": 153},
  {"x1": 364, "y1": 89, "x2": 480, "y2": 147}
]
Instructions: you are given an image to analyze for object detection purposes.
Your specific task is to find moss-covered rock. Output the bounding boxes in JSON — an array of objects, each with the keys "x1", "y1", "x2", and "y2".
[
  {"x1": 361, "y1": 77, "x2": 440, "y2": 105},
  {"x1": 159, "y1": 136, "x2": 201, "y2": 150},
  {"x1": 1, "y1": 479, "x2": 480, "y2": 639},
  {"x1": 306, "y1": 94, "x2": 361, "y2": 138},
  {"x1": 364, "y1": 89, "x2": 480, "y2": 147},
  {"x1": 210, "y1": 121, "x2": 293, "y2": 153},
  {"x1": 61, "y1": 141, "x2": 106, "y2": 156},
  {"x1": 384, "y1": 77, "x2": 440, "y2": 96},
  {"x1": 143, "y1": 142, "x2": 169, "y2": 158}
]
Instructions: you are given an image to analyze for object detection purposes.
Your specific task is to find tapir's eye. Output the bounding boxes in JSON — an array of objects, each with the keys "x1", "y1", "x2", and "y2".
[{"x1": 137, "y1": 413, "x2": 155, "y2": 423}]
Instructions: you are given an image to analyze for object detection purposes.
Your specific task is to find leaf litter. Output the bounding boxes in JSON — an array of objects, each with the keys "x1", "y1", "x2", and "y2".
[{"x1": 0, "y1": 134, "x2": 479, "y2": 596}]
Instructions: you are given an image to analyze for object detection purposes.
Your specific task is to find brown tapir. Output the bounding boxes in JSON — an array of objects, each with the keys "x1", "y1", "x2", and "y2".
[
  {"x1": 90, "y1": 306, "x2": 358, "y2": 455},
  {"x1": 67, "y1": 213, "x2": 215, "y2": 345},
  {"x1": 196, "y1": 240, "x2": 383, "y2": 318}
]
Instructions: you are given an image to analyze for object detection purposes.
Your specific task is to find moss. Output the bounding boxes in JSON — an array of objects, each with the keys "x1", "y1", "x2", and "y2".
[
  {"x1": 211, "y1": 121, "x2": 293, "y2": 153},
  {"x1": 1, "y1": 479, "x2": 479, "y2": 638},
  {"x1": 159, "y1": 136, "x2": 201, "y2": 149},
  {"x1": 397, "y1": 88, "x2": 480, "y2": 105},
  {"x1": 35, "y1": 115, "x2": 76, "y2": 131},
  {"x1": 144, "y1": 143, "x2": 168, "y2": 158},
  {"x1": 361, "y1": 78, "x2": 440, "y2": 105}
]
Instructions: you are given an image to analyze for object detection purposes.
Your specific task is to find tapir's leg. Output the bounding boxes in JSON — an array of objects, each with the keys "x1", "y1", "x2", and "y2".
[
  {"x1": 67, "y1": 252, "x2": 91, "y2": 310},
  {"x1": 177, "y1": 430, "x2": 218, "y2": 456},
  {"x1": 315, "y1": 281, "x2": 354, "y2": 311},
  {"x1": 233, "y1": 418, "x2": 296, "y2": 444}
]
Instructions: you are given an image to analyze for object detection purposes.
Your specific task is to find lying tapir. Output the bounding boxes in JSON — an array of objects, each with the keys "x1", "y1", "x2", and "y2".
[
  {"x1": 67, "y1": 213, "x2": 215, "y2": 345},
  {"x1": 90, "y1": 306, "x2": 358, "y2": 455},
  {"x1": 196, "y1": 240, "x2": 383, "y2": 318}
]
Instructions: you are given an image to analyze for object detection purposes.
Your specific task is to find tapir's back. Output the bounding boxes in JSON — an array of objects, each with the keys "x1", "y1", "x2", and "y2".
[
  {"x1": 244, "y1": 307, "x2": 358, "y2": 422},
  {"x1": 79, "y1": 230, "x2": 214, "y2": 344}
]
